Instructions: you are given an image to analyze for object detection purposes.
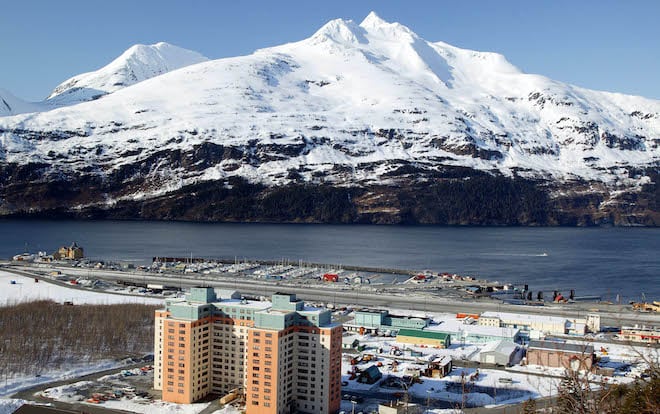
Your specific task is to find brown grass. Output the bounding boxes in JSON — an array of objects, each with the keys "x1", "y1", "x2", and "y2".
[{"x1": 0, "y1": 300, "x2": 157, "y2": 375}]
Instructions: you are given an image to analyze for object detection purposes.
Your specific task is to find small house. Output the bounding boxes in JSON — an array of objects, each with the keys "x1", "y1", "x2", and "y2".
[
  {"x1": 342, "y1": 337, "x2": 360, "y2": 350},
  {"x1": 358, "y1": 365, "x2": 382, "y2": 384},
  {"x1": 424, "y1": 356, "x2": 452, "y2": 378}
]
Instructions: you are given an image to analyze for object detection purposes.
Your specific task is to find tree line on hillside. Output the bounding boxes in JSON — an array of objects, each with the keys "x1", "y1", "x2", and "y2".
[
  {"x1": 0, "y1": 301, "x2": 157, "y2": 375},
  {"x1": 6, "y1": 171, "x2": 656, "y2": 225}
]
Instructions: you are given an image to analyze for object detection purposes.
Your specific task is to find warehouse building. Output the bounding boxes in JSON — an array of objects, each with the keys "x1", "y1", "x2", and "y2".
[
  {"x1": 478, "y1": 311, "x2": 569, "y2": 339},
  {"x1": 395, "y1": 328, "x2": 451, "y2": 349},
  {"x1": 479, "y1": 340, "x2": 520, "y2": 366},
  {"x1": 427, "y1": 319, "x2": 520, "y2": 344},
  {"x1": 351, "y1": 309, "x2": 431, "y2": 333},
  {"x1": 618, "y1": 325, "x2": 659, "y2": 344},
  {"x1": 526, "y1": 340, "x2": 594, "y2": 371}
]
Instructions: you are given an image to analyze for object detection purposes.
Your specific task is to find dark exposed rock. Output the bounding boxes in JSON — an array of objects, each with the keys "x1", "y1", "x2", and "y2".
[
  {"x1": 600, "y1": 131, "x2": 645, "y2": 151},
  {"x1": 430, "y1": 136, "x2": 503, "y2": 160}
]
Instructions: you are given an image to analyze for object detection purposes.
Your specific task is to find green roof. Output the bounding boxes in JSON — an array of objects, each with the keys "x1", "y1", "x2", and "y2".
[{"x1": 397, "y1": 328, "x2": 450, "y2": 341}]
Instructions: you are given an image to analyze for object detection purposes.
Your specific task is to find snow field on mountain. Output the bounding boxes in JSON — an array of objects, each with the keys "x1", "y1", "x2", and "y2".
[{"x1": 0, "y1": 12, "x2": 658, "y2": 200}]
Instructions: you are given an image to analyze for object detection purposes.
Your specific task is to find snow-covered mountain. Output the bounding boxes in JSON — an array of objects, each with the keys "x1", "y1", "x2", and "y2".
[
  {"x1": 45, "y1": 42, "x2": 208, "y2": 105},
  {"x1": 0, "y1": 42, "x2": 208, "y2": 114},
  {"x1": 0, "y1": 12, "x2": 658, "y2": 225}
]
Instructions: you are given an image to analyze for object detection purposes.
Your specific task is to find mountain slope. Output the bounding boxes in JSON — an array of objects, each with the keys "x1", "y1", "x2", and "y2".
[
  {"x1": 0, "y1": 88, "x2": 43, "y2": 116},
  {"x1": 0, "y1": 12, "x2": 658, "y2": 225}
]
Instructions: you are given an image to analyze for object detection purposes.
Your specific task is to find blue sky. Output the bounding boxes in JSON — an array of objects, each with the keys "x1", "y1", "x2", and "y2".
[{"x1": 1, "y1": 0, "x2": 659, "y2": 101}]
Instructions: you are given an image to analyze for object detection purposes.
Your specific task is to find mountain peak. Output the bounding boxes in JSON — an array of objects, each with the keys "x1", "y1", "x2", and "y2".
[
  {"x1": 46, "y1": 42, "x2": 208, "y2": 105},
  {"x1": 360, "y1": 11, "x2": 387, "y2": 27},
  {"x1": 359, "y1": 11, "x2": 415, "y2": 41},
  {"x1": 310, "y1": 17, "x2": 367, "y2": 45}
]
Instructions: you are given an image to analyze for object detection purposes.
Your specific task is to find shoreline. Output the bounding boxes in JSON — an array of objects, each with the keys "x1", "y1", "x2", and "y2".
[{"x1": 3, "y1": 260, "x2": 656, "y2": 329}]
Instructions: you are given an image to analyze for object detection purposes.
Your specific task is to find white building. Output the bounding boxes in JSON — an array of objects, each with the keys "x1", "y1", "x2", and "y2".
[
  {"x1": 479, "y1": 311, "x2": 568, "y2": 339},
  {"x1": 479, "y1": 340, "x2": 520, "y2": 366},
  {"x1": 427, "y1": 319, "x2": 520, "y2": 343}
]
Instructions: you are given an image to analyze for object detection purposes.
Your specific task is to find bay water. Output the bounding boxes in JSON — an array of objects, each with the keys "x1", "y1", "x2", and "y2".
[{"x1": 0, "y1": 219, "x2": 657, "y2": 302}]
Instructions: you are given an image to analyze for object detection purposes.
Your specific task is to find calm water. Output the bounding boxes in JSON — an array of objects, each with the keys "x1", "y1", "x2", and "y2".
[{"x1": 0, "y1": 219, "x2": 658, "y2": 302}]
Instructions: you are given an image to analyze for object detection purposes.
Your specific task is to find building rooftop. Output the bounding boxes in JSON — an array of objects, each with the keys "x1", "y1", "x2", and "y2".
[
  {"x1": 480, "y1": 340, "x2": 518, "y2": 355},
  {"x1": 215, "y1": 298, "x2": 272, "y2": 310},
  {"x1": 301, "y1": 305, "x2": 327, "y2": 314},
  {"x1": 481, "y1": 311, "x2": 567, "y2": 325},
  {"x1": 397, "y1": 328, "x2": 450, "y2": 341},
  {"x1": 428, "y1": 320, "x2": 519, "y2": 337},
  {"x1": 257, "y1": 308, "x2": 293, "y2": 316},
  {"x1": 431, "y1": 355, "x2": 452, "y2": 365},
  {"x1": 355, "y1": 308, "x2": 389, "y2": 314},
  {"x1": 528, "y1": 340, "x2": 594, "y2": 354}
]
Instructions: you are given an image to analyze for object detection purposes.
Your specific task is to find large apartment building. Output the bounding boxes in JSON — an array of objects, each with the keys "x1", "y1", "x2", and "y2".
[{"x1": 154, "y1": 287, "x2": 342, "y2": 414}]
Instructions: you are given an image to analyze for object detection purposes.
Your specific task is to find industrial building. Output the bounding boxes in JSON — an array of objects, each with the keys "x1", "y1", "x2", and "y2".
[
  {"x1": 395, "y1": 328, "x2": 451, "y2": 348},
  {"x1": 618, "y1": 325, "x2": 659, "y2": 344},
  {"x1": 351, "y1": 309, "x2": 431, "y2": 332},
  {"x1": 427, "y1": 319, "x2": 520, "y2": 344},
  {"x1": 478, "y1": 311, "x2": 569, "y2": 338},
  {"x1": 478, "y1": 311, "x2": 600, "y2": 339},
  {"x1": 154, "y1": 288, "x2": 342, "y2": 413},
  {"x1": 526, "y1": 340, "x2": 594, "y2": 371},
  {"x1": 479, "y1": 340, "x2": 519, "y2": 366}
]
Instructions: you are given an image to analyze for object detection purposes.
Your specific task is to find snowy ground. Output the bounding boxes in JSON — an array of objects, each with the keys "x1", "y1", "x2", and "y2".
[
  {"x1": 0, "y1": 269, "x2": 164, "y2": 306},
  {"x1": 0, "y1": 359, "x2": 143, "y2": 398},
  {"x1": 0, "y1": 399, "x2": 26, "y2": 414},
  {"x1": 35, "y1": 367, "x2": 210, "y2": 414},
  {"x1": 340, "y1": 344, "x2": 550, "y2": 409},
  {"x1": 41, "y1": 378, "x2": 209, "y2": 414}
]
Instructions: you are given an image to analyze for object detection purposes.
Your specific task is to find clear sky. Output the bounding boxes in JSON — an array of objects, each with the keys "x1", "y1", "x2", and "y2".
[{"x1": 1, "y1": 0, "x2": 658, "y2": 101}]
